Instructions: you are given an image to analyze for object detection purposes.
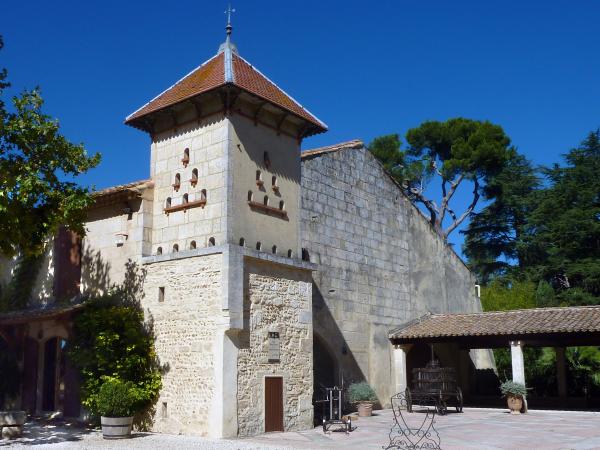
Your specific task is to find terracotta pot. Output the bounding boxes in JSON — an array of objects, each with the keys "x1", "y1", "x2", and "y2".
[
  {"x1": 357, "y1": 402, "x2": 373, "y2": 417},
  {"x1": 101, "y1": 416, "x2": 133, "y2": 439},
  {"x1": 507, "y1": 395, "x2": 523, "y2": 414}
]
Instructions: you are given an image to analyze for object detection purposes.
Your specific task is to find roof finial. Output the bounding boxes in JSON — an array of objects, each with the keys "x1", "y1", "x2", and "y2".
[
  {"x1": 225, "y1": 4, "x2": 235, "y2": 39},
  {"x1": 218, "y1": 4, "x2": 238, "y2": 54}
]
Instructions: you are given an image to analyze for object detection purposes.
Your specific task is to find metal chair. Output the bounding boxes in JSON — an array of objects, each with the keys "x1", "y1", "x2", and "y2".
[{"x1": 383, "y1": 392, "x2": 441, "y2": 450}]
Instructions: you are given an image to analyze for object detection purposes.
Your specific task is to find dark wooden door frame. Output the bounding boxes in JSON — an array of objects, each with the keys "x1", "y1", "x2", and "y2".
[{"x1": 264, "y1": 376, "x2": 284, "y2": 433}]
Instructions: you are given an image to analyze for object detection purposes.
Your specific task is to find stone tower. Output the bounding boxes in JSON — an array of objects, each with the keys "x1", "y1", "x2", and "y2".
[{"x1": 125, "y1": 24, "x2": 326, "y2": 437}]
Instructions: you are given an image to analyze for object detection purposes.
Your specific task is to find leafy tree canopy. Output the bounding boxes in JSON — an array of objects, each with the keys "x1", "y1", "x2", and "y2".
[
  {"x1": 0, "y1": 36, "x2": 100, "y2": 257},
  {"x1": 464, "y1": 128, "x2": 600, "y2": 305},
  {"x1": 369, "y1": 118, "x2": 514, "y2": 239},
  {"x1": 463, "y1": 153, "x2": 540, "y2": 283}
]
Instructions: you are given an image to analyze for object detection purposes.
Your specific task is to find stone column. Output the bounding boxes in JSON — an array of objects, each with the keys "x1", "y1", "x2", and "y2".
[
  {"x1": 555, "y1": 347, "x2": 567, "y2": 403},
  {"x1": 510, "y1": 341, "x2": 527, "y2": 412},
  {"x1": 510, "y1": 341, "x2": 525, "y2": 385},
  {"x1": 393, "y1": 344, "x2": 412, "y2": 395}
]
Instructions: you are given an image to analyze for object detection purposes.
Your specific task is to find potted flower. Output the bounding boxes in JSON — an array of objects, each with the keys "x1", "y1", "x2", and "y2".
[
  {"x1": 97, "y1": 378, "x2": 139, "y2": 439},
  {"x1": 348, "y1": 382, "x2": 377, "y2": 417},
  {"x1": 500, "y1": 381, "x2": 528, "y2": 414}
]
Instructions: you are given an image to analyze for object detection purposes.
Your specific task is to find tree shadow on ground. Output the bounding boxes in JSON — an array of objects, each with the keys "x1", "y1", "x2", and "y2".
[{"x1": 2, "y1": 420, "x2": 94, "y2": 446}]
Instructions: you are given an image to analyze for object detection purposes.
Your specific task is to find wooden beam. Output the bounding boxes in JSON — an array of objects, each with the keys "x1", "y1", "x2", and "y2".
[
  {"x1": 252, "y1": 101, "x2": 267, "y2": 125},
  {"x1": 276, "y1": 113, "x2": 288, "y2": 136}
]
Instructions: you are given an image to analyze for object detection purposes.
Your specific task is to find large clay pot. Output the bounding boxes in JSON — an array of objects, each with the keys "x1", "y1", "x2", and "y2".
[
  {"x1": 507, "y1": 395, "x2": 523, "y2": 414},
  {"x1": 357, "y1": 402, "x2": 373, "y2": 417},
  {"x1": 101, "y1": 416, "x2": 133, "y2": 439}
]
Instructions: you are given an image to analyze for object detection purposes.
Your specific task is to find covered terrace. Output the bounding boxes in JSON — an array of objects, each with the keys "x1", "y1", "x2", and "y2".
[{"x1": 389, "y1": 305, "x2": 600, "y2": 408}]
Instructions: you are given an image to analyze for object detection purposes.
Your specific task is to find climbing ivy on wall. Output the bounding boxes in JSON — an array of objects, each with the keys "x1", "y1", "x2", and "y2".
[{"x1": 0, "y1": 252, "x2": 45, "y2": 312}]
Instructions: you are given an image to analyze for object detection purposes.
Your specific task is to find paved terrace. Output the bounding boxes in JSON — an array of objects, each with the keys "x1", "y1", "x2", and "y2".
[{"x1": 2, "y1": 408, "x2": 600, "y2": 449}]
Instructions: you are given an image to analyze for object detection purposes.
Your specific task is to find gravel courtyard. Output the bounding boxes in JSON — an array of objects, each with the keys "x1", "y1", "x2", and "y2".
[{"x1": 2, "y1": 408, "x2": 600, "y2": 449}]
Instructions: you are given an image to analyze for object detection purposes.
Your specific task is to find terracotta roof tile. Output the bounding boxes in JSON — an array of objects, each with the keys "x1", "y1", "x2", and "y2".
[
  {"x1": 389, "y1": 306, "x2": 600, "y2": 341},
  {"x1": 126, "y1": 54, "x2": 225, "y2": 122},
  {"x1": 125, "y1": 49, "x2": 326, "y2": 133},
  {"x1": 92, "y1": 179, "x2": 153, "y2": 198},
  {"x1": 232, "y1": 54, "x2": 325, "y2": 129}
]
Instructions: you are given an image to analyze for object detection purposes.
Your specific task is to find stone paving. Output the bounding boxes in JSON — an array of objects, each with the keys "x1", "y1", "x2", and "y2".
[{"x1": 2, "y1": 408, "x2": 600, "y2": 449}]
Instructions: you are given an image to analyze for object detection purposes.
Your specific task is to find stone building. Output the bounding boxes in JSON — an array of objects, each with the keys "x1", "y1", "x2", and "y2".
[{"x1": 0, "y1": 24, "x2": 489, "y2": 437}]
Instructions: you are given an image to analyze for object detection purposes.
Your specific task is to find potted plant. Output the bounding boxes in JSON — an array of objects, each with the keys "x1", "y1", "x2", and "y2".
[
  {"x1": 97, "y1": 378, "x2": 139, "y2": 439},
  {"x1": 500, "y1": 381, "x2": 528, "y2": 414},
  {"x1": 348, "y1": 382, "x2": 377, "y2": 417}
]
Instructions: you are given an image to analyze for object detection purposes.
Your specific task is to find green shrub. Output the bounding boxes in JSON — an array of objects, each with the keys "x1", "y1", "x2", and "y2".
[
  {"x1": 347, "y1": 382, "x2": 377, "y2": 403},
  {"x1": 69, "y1": 293, "x2": 161, "y2": 419},
  {"x1": 499, "y1": 380, "x2": 528, "y2": 398},
  {"x1": 97, "y1": 378, "x2": 138, "y2": 418}
]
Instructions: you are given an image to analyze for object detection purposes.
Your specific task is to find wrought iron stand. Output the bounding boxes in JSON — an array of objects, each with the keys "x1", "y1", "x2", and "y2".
[{"x1": 322, "y1": 386, "x2": 352, "y2": 434}]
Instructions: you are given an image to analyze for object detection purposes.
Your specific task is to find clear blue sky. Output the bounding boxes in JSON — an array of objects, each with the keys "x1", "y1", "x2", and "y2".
[{"x1": 3, "y1": 1, "x2": 599, "y2": 250}]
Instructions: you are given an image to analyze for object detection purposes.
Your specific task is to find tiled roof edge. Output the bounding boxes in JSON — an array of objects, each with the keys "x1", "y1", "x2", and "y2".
[
  {"x1": 235, "y1": 54, "x2": 328, "y2": 129},
  {"x1": 92, "y1": 179, "x2": 154, "y2": 198},
  {"x1": 125, "y1": 53, "x2": 222, "y2": 122}
]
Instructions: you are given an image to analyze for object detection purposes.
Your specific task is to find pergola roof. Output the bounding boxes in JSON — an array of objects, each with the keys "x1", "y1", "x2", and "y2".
[
  {"x1": 0, "y1": 303, "x2": 85, "y2": 326},
  {"x1": 389, "y1": 306, "x2": 600, "y2": 348}
]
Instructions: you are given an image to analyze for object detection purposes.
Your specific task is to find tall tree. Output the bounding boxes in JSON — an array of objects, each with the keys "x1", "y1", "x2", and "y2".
[
  {"x1": 369, "y1": 118, "x2": 514, "y2": 240},
  {"x1": 462, "y1": 153, "x2": 539, "y2": 282},
  {"x1": 0, "y1": 36, "x2": 100, "y2": 256},
  {"x1": 528, "y1": 129, "x2": 600, "y2": 303}
]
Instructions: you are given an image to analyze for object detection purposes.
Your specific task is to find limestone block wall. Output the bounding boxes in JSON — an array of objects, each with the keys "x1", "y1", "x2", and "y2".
[
  {"x1": 142, "y1": 253, "x2": 222, "y2": 436},
  {"x1": 406, "y1": 205, "x2": 481, "y2": 315},
  {"x1": 150, "y1": 117, "x2": 229, "y2": 255},
  {"x1": 300, "y1": 146, "x2": 484, "y2": 405},
  {"x1": 81, "y1": 196, "x2": 152, "y2": 295},
  {"x1": 301, "y1": 147, "x2": 411, "y2": 403},
  {"x1": 237, "y1": 259, "x2": 313, "y2": 436},
  {"x1": 229, "y1": 116, "x2": 301, "y2": 257}
]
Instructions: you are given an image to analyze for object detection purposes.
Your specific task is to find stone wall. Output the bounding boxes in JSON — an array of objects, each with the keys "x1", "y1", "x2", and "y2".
[
  {"x1": 301, "y1": 146, "x2": 411, "y2": 403},
  {"x1": 81, "y1": 195, "x2": 152, "y2": 295},
  {"x1": 300, "y1": 145, "x2": 484, "y2": 405},
  {"x1": 150, "y1": 117, "x2": 229, "y2": 255},
  {"x1": 142, "y1": 252, "x2": 222, "y2": 435},
  {"x1": 229, "y1": 115, "x2": 302, "y2": 257},
  {"x1": 236, "y1": 258, "x2": 313, "y2": 436}
]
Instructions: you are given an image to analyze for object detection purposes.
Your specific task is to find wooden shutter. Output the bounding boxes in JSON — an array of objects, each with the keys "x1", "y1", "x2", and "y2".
[{"x1": 53, "y1": 226, "x2": 81, "y2": 300}]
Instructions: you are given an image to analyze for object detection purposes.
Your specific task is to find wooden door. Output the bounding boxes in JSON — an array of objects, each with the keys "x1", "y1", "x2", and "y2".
[
  {"x1": 265, "y1": 377, "x2": 283, "y2": 432},
  {"x1": 22, "y1": 338, "x2": 39, "y2": 414}
]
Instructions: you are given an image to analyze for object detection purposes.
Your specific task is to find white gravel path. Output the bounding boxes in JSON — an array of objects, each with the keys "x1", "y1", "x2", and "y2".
[{"x1": 0, "y1": 425, "x2": 295, "y2": 450}]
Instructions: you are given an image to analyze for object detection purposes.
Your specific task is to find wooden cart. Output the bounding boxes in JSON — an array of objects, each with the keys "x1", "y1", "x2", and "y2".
[{"x1": 406, "y1": 360, "x2": 463, "y2": 415}]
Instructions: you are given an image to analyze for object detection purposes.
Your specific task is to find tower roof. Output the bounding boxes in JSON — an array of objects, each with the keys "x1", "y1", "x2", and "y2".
[{"x1": 125, "y1": 39, "x2": 327, "y2": 137}]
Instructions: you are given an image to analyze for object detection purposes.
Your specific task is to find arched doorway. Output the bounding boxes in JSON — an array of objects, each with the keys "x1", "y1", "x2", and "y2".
[
  {"x1": 314, "y1": 334, "x2": 339, "y2": 393},
  {"x1": 42, "y1": 336, "x2": 80, "y2": 415},
  {"x1": 313, "y1": 333, "x2": 339, "y2": 424}
]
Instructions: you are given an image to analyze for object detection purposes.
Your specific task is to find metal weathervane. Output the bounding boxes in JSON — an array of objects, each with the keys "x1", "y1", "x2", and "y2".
[{"x1": 225, "y1": 4, "x2": 236, "y2": 34}]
